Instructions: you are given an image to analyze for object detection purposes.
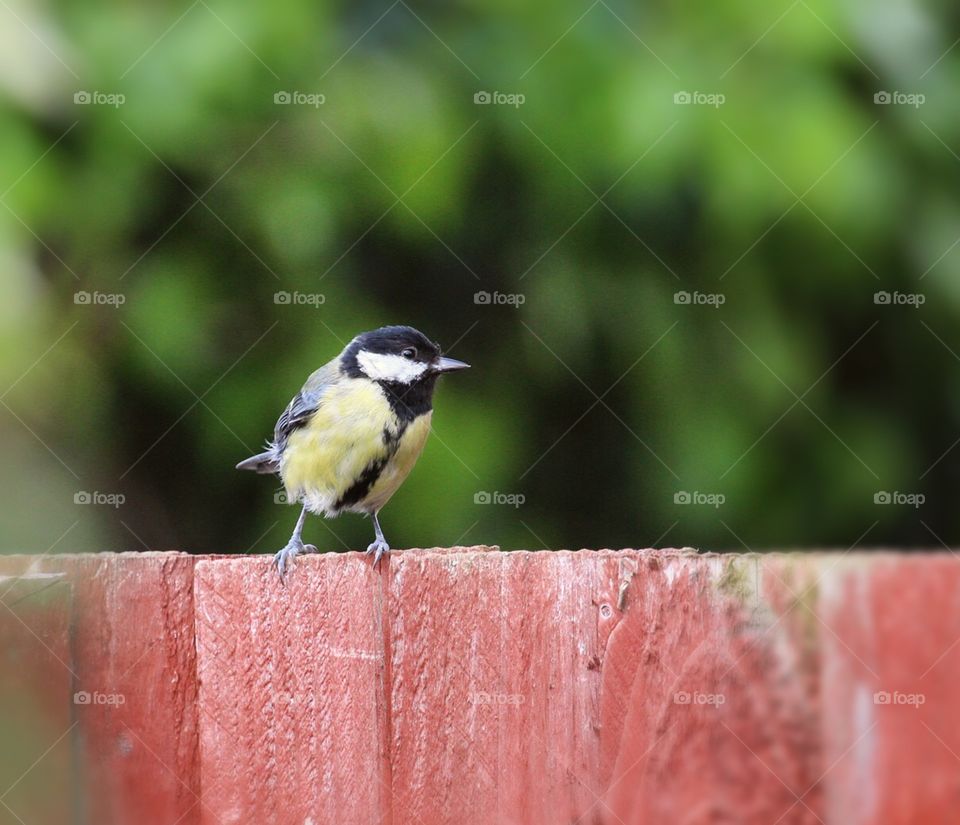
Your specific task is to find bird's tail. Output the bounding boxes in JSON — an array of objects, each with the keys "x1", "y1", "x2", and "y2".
[{"x1": 235, "y1": 450, "x2": 279, "y2": 474}]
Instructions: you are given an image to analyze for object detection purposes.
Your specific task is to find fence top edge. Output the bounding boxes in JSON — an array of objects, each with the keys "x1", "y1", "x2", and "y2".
[{"x1": 4, "y1": 547, "x2": 956, "y2": 563}]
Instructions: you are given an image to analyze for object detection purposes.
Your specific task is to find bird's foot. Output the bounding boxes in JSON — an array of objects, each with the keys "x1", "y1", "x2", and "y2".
[
  {"x1": 365, "y1": 539, "x2": 390, "y2": 569},
  {"x1": 272, "y1": 538, "x2": 318, "y2": 582}
]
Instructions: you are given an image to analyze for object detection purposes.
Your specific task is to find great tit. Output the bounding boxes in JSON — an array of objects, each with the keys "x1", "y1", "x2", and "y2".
[{"x1": 236, "y1": 325, "x2": 469, "y2": 578}]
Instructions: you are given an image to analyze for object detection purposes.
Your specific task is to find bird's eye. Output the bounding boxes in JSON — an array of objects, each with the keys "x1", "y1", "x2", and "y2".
[{"x1": 401, "y1": 347, "x2": 417, "y2": 360}]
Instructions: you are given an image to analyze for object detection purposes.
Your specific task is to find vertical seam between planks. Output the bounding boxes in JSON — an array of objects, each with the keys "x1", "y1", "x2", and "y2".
[
  {"x1": 61, "y1": 568, "x2": 86, "y2": 825},
  {"x1": 191, "y1": 562, "x2": 205, "y2": 825},
  {"x1": 377, "y1": 559, "x2": 394, "y2": 825}
]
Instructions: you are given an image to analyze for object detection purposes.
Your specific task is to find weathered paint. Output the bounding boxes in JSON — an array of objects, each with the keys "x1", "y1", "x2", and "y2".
[
  {"x1": 0, "y1": 574, "x2": 73, "y2": 825},
  {"x1": 2, "y1": 548, "x2": 959, "y2": 824},
  {"x1": 819, "y1": 555, "x2": 960, "y2": 825},
  {"x1": 193, "y1": 552, "x2": 389, "y2": 825}
]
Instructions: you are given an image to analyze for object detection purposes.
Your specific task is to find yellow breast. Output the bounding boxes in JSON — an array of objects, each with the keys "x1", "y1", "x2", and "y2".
[
  {"x1": 361, "y1": 411, "x2": 432, "y2": 513},
  {"x1": 280, "y1": 378, "x2": 432, "y2": 516}
]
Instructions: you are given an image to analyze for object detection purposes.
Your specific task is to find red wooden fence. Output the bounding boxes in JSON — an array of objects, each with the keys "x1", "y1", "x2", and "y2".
[{"x1": 1, "y1": 548, "x2": 958, "y2": 824}]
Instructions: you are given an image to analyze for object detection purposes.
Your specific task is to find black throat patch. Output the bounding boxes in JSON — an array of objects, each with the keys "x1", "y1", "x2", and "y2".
[{"x1": 377, "y1": 375, "x2": 438, "y2": 423}]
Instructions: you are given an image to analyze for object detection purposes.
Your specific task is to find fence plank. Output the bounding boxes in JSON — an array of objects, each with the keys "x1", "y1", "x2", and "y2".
[
  {"x1": 0, "y1": 553, "x2": 201, "y2": 825},
  {"x1": 0, "y1": 574, "x2": 73, "y2": 825},
  {"x1": 193, "y1": 553, "x2": 389, "y2": 824},
  {"x1": 820, "y1": 555, "x2": 960, "y2": 825},
  {"x1": 388, "y1": 550, "x2": 615, "y2": 824}
]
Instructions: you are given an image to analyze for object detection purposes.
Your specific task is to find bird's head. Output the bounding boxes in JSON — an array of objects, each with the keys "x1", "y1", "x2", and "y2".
[{"x1": 341, "y1": 325, "x2": 470, "y2": 386}]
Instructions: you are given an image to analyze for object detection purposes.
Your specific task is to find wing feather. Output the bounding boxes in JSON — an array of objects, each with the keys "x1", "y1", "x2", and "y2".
[
  {"x1": 271, "y1": 361, "x2": 339, "y2": 455},
  {"x1": 235, "y1": 360, "x2": 340, "y2": 474}
]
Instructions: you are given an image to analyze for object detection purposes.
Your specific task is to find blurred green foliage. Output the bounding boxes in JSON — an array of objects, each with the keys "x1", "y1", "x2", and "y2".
[{"x1": 1, "y1": 0, "x2": 959, "y2": 556}]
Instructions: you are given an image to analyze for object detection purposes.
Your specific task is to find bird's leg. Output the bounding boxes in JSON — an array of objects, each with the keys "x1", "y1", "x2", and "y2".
[
  {"x1": 272, "y1": 503, "x2": 318, "y2": 581},
  {"x1": 365, "y1": 511, "x2": 390, "y2": 569}
]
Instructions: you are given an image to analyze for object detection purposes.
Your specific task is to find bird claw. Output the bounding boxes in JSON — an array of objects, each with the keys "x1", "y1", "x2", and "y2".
[
  {"x1": 365, "y1": 539, "x2": 390, "y2": 569},
  {"x1": 271, "y1": 540, "x2": 318, "y2": 582}
]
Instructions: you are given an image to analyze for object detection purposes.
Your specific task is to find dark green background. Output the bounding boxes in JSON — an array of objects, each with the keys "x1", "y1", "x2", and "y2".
[{"x1": 1, "y1": 0, "x2": 958, "y2": 556}]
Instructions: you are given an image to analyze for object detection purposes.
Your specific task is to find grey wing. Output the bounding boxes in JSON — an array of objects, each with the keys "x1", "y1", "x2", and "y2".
[
  {"x1": 272, "y1": 360, "x2": 340, "y2": 454},
  {"x1": 272, "y1": 388, "x2": 321, "y2": 454},
  {"x1": 235, "y1": 360, "x2": 339, "y2": 474}
]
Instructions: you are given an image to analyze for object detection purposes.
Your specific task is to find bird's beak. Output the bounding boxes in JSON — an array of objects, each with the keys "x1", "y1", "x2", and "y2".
[{"x1": 433, "y1": 356, "x2": 470, "y2": 373}]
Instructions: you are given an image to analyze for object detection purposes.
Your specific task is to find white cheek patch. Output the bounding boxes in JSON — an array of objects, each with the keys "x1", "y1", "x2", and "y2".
[{"x1": 357, "y1": 350, "x2": 429, "y2": 384}]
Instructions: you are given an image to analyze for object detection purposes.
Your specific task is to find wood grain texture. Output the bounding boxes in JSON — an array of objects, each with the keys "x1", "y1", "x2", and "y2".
[
  {"x1": 5, "y1": 548, "x2": 960, "y2": 824},
  {"x1": 601, "y1": 552, "x2": 821, "y2": 825},
  {"x1": 388, "y1": 550, "x2": 610, "y2": 824},
  {"x1": 193, "y1": 552, "x2": 389, "y2": 825},
  {"x1": 388, "y1": 550, "x2": 821, "y2": 825}
]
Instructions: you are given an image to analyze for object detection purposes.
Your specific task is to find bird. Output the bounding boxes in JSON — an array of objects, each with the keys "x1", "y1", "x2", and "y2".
[{"x1": 236, "y1": 325, "x2": 469, "y2": 579}]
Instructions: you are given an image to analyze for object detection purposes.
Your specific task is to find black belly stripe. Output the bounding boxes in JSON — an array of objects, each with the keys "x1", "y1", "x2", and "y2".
[
  {"x1": 333, "y1": 455, "x2": 389, "y2": 511},
  {"x1": 334, "y1": 419, "x2": 414, "y2": 512},
  {"x1": 383, "y1": 420, "x2": 408, "y2": 446}
]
